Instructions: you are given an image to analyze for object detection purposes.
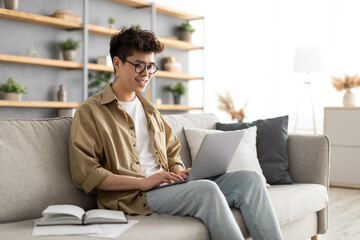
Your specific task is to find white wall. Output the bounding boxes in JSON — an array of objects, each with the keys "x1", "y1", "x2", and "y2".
[{"x1": 155, "y1": 0, "x2": 360, "y2": 133}]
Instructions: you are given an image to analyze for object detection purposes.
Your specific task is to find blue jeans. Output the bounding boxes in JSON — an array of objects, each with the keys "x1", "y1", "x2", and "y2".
[{"x1": 146, "y1": 170, "x2": 284, "y2": 240}]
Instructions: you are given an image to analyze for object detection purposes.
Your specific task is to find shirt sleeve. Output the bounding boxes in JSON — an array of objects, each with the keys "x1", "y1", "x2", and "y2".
[
  {"x1": 160, "y1": 115, "x2": 186, "y2": 170},
  {"x1": 69, "y1": 107, "x2": 112, "y2": 194}
]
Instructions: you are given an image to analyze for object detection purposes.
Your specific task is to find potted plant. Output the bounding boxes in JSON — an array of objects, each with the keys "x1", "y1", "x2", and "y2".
[
  {"x1": 167, "y1": 82, "x2": 186, "y2": 104},
  {"x1": 108, "y1": 17, "x2": 115, "y2": 29},
  {"x1": 88, "y1": 71, "x2": 113, "y2": 96},
  {"x1": 58, "y1": 38, "x2": 81, "y2": 61},
  {"x1": 331, "y1": 73, "x2": 360, "y2": 107},
  {"x1": 177, "y1": 21, "x2": 195, "y2": 43},
  {"x1": 0, "y1": 77, "x2": 27, "y2": 101}
]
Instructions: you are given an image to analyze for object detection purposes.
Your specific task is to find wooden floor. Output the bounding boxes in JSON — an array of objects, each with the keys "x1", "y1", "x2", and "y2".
[{"x1": 313, "y1": 187, "x2": 360, "y2": 240}]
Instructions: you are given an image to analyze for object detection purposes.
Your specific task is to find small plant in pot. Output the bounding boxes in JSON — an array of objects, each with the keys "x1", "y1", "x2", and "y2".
[
  {"x1": 0, "y1": 77, "x2": 27, "y2": 101},
  {"x1": 58, "y1": 38, "x2": 81, "y2": 61},
  {"x1": 88, "y1": 71, "x2": 113, "y2": 96},
  {"x1": 108, "y1": 17, "x2": 115, "y2": 29},
  {"x1": 177, "y1": 21, "x2": 195, "y2": 43},
  {"x1": 167, "y1": 82, "x2": 186, "y2": 105}
]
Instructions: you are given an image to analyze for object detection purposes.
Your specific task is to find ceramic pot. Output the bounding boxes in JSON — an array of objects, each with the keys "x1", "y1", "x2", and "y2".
[
  {"x1": 5, "y1": 93, "x2": 22, "y2": 101},
  {"x1": 5, "y1": 0, "x2": 19, "y2": 10},
  {"x1": 173, "y1": 94, "x2": 181, "y2": 105},
  {"x1": 63, "y1": 50, "x2": 75, "y2": 61},
  {"x1": 179, "y1": 30, "x2": 192, "y2": 43},
  {"x1": 343, "y1": 89, "x2": 356, "y2": 107}
]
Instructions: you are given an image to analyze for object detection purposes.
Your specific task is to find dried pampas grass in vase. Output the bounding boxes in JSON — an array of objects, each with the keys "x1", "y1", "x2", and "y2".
[
  {"x1": 331, "y1": 74, "x2": 360, "y2": 107},
  {"x1": 218, "y1": 91, "x2": 247, "y2": 122}
]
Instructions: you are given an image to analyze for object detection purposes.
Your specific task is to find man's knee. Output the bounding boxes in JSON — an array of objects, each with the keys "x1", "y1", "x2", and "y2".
[
  {"x1": 230, "y1": 170, "x2": 265, "y2": 186},
  {"x1": 189, "y1": 179, "x2": 223, "y2": 197}
]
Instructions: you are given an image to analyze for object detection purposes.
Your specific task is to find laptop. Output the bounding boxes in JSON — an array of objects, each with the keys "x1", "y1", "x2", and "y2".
[{"x1": 156, "y1": 130, "x2": 244, "y2": 188}]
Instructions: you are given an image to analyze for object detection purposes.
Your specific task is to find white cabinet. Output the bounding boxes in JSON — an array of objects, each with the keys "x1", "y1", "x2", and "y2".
[{"x1": 324, "y1": 107, "x2": 360, "y2": 188}]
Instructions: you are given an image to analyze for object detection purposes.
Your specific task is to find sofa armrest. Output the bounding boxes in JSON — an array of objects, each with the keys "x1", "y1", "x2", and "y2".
[
  {"x1": 287, "y1": 134, "x2": 330, "y2": 234},
  {"x1": 288, "y1": 134, "x2": 330, "y2": 188}
]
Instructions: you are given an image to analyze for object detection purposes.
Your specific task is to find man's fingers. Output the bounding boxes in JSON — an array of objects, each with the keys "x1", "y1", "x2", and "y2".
[{"x1": 166, "y1": 172, "x2": 183, "y2": 182}]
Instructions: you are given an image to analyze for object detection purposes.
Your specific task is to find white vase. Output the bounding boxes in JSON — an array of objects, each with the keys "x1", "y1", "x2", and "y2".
[
  {"x1": 5, "y1": 0, "x2": 19, "y2": 10},
  {"x1": 343, "y1": 89, "x2": 356, "y2": 107},
  {"x1": 5, "y1": 93, "x2": 22, "y2": 101}
]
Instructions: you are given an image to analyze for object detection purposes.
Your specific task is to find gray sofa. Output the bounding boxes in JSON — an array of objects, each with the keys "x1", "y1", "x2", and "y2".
[{"x1": 0, "y1": 113, "x2": 329, "y2": 240}]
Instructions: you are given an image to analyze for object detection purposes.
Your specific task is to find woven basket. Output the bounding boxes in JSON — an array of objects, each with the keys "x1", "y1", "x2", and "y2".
[{"x1": 52, "y1": 9, "x2": 81, "y2": 23}]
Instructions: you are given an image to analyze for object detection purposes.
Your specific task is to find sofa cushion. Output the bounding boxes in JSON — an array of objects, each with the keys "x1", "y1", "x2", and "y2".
[
  {"x1": 267, "y1": 183, "x2": 328, "y2": 225},
  {"x1": 216, "y1": 116, "x2": 293, "y2": 184},
  {"x1": 0, "y1": 118, "x2": 96, "y2": 224},
  {"x1": 183, "y1": 126, "x2": 267, "y2": 185}
]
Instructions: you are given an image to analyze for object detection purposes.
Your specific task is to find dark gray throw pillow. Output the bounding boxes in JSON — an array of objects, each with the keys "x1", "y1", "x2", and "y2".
[{"x1": 216, "y1": 116, "x2": 293, "y2": 184}]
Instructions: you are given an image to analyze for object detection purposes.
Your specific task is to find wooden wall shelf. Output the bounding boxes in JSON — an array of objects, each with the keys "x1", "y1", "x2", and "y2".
[
  {"x1": 109, "y1": 0, "x2": 150, "y2": 8},
  {"x1": 158, "y1": 37, "x2": 203, "y2": 50},
  {"x1": 0, "y1": 54, "x2": 83, "y2": 69},
  {"x1": 0, "y1": 9, "x2": 202, "y2": 51},
  {"x1": 87, "y1": 63, "x2": 202, "y2": 80},
  {"x1": 87, "y1": 25, "x2": 202, "y2": 50},
  {"x1": 0, "y1": 54, "x2": 203, "y2": 81},
  {"x1": 0, "y1": 100, "x2": 80, "y2": 108},
  {"x1": 0, "y1": 8, "x2": 81, "y2": 29},
  {"x1": 0, "y1": 101, "x2": 200, "y2": 111},
  {"x1": 110, "y1": 0, "x2": 203, "y2": 20},
  {"x1": 88, "y1": 24, "x2": 117, "y2": 36},
  {"x1": 0, "y1": 3, "x2": 204, "y2": 113},
  {"x1": 156, "y1": 104, "x2": 202, "y2": 111},
  {"x1": 156, "y1": 71, "x2": 203, "y2": 80}
]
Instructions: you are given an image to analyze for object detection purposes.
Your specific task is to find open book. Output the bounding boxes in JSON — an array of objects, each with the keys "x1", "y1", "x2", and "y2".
[{"x1": 36, "y1": 205, "x2": 128, "y2": 226}]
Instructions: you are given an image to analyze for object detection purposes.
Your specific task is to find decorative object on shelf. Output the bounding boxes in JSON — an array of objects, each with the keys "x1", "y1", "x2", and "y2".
[
  {"x1": 155, "y1": 98, "x2": 162, "y2": 106},
  {"x1": 108, "y1": 17, "x2": 115, "y2": 29},
  {"x1": 342, "y1": 89, "x2": 356, "y2": 107},
  {"x1": 88, "y1": 71, "x2": 112, "y2": 95},
  {"x1": 57, "y1": 84, "x2": 67, "y2": 102},
  {"x1": 163, "y1": 56, "x2": 181, "y2": 73},
  {"x1": 97, "y1": 55, "x2": 113, "y2": 67},
  {"x1": 331, "y1": 73, "x2": 360, "y2": 107},
  {"x1": 51, "y1": 9, "x2": 81, "y2": 23},
  {"x1": 293, "y1": 47, "x2": 323, "y2": 134},
  {"x1": 218, "y1": 91, "x2": 247, "y2": 122},
  {"x1": 177, "y1": 21, "x2": 195, "y2": 43},
  {"x1": 25, "y1": 44, "x2": 39, "y2": 58},
  {"x1": 58, "y1": 38, "x2": 81, "y2": 61},
  {"x1": 4, "y1": 0, "x2": 19, "y2": 11},
  {"x1": 0, "y1": 77, "x2": 27, "y2": 101},
  {"x1": 167, "y1": 82, "x2": 186, "y2": 105}
]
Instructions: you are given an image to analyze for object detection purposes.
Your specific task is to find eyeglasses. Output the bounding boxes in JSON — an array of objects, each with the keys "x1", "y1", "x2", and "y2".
[{"x1": 124, "y1": 59, "x2": 159, "y2": 74}]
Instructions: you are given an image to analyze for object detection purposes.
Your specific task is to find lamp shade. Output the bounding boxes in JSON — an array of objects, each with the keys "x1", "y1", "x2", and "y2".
[{"x1": 293, "y1": 47, "x2": 323, "y2": 73}]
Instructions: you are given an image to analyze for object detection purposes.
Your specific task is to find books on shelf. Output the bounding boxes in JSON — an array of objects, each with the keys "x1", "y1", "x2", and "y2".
[{"x1": 36, "y1": 205, "x2": 128, "y2": 226}]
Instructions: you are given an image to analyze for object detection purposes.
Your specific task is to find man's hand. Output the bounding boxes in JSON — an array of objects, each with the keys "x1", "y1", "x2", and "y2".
[
  {"x1": 171, "y1": 165, "x2": 191, "y2": 180},
  {"x1": 139, "y1": 171, "x2": 184, "y2": 191}
]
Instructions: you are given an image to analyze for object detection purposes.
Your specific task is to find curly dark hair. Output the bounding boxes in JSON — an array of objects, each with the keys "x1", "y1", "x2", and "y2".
[{"x1": 109, "y1": 26, "x2": 164, "y2": 67}]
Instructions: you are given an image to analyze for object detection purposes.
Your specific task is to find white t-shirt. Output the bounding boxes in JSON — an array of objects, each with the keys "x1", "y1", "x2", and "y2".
[{"x1": 119, "y1": 96, "x2": 164, "y2": 177}]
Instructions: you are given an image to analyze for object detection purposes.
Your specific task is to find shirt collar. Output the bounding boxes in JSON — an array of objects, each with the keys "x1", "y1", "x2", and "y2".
[
  {"x1": 100, "y1": 83, "x2": 155, "y2": 114},
  {"x1": 100, "y1": 84, "x2": 117, "y2": 105}
]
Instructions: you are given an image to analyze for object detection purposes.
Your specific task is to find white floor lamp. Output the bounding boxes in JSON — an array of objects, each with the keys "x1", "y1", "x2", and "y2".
[{"x1": 293, "y1": 47, "x2": 323, "y2": 134}]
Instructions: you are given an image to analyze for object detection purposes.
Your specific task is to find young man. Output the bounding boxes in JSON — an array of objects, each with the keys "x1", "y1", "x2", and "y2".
[{"x1": 69, "y1": 26, "x2": 284, "y2": 240}]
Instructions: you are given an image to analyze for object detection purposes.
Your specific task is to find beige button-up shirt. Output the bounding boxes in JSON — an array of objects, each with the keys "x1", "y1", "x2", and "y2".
[{"x1": 69, "y1": 84, "x2": 185, "y2": 215}]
